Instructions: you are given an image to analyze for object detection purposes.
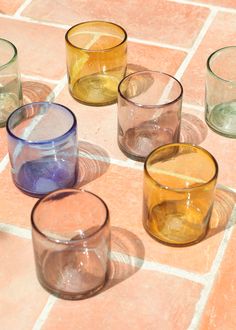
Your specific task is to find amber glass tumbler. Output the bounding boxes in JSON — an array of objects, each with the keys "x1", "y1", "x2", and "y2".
[
  {"x1": 143, "y1": 143, "x2": 218, "y2": 246},
  {"x1": 65, "y1": 21, "x2": 127, "y2": 106}
]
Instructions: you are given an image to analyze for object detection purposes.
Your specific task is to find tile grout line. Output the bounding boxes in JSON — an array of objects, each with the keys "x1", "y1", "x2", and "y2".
[
  {"x1": 21, "y1": 73, "x2": 62, "y2": 85},
  {"x1": 188, "y1": 205, "x2": 236, "y2": 330},
  {"x1": 1, "y1": 149, "x2": 236, "y2": 193},
  {"x1": 183, "y1": 102, "x2": 204, "y2": 112},
  {"x1": 169, "y1": 0, "x2": 236, "y2": 13},
  {"x1": 0, "y1": 221, "x2": 213, "y2": 286},
  {"x1": 0, "y1": 154, "x2": 9, "y2": 173},
  {"x1": 46, "y1": 75, "x2": 68, "y2": 101},
  {"x1": 0, "y1": 13, "x2": 188, "y2": 52},
  {"x1": 14, "y1": 0, "x2": 33, "y2": 17},
  {"x1": 33, "y1": 295, "x2": 58, "y2": 330},
  {"x1": 174, "y1": 8, "x2": 218, "y2": 81},
  {"x1": 0, "y1": 12, "x2": 71, "y2": 29},
  {"x1": 128, "y1": 37, "x2": 189, "y2": 52},
  {"x1": 110, "y1": 251, "x2": 207, "y2": 285},
  {"x1": 0, "y1": 222, "x2": 31, "y2": 239}
]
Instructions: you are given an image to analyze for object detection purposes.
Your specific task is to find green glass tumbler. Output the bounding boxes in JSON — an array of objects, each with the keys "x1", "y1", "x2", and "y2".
[{"x1": 205, "y1": 46, "x2": 236, "y2": 138}]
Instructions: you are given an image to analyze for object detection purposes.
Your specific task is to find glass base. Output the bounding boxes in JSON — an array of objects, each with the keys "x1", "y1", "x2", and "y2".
[
  {"x1": 206, "y1": 101, "x2": 236, "y2": 138},
  {"x1": 0, "y1": 92, "x2": 21, "y2": 127},
  {"x1": 36, "y1": 248, "x2": 109, "y2": 300},
  {"x1": 143, "y1": 201, "x2": 212, "y2": 246},
  {"x1": 70, "y1": 74, "x2": 119, "y2": 106},
  {"x1": 12, "y1": 159, "x2": 78, "y2": 198},
  {"x1": 118, "y1": 121, "x2": 179, "y2": 162}
]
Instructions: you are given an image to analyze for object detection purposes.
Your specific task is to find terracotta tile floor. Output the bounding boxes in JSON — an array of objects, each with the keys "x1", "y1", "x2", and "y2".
[{"x1": 0, "y1": 0, "x2": 236, "y2": 329}]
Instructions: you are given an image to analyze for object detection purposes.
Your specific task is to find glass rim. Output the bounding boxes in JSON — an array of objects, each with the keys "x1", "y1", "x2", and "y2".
[
  {"x1": 207, "y1": 45, "x2": 236, "y2": 85},
  {"x1": 144, "y1": 142, "x2": 218, "y2": 192},
  {"x1": 6, "y1": 102, "x2": 77, "y2": 145},
  {"x1": 118, "y1": 70, "x2": 183, "y2": 109},
  {"x1": 0, "y1": 38, "x2": 18, "y2": 70},
  {"x1": 65, "y1": 20, "x2": 127, "y2": 52},
  {"x1": 31, "y1": 188, "x2": 110, "y2": 245}
]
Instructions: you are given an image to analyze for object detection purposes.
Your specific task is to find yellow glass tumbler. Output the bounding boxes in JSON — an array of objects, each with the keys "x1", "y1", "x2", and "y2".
[
  {"x1": 65, "y1": 21, "x2": 127, "y2": 106},
  {"x1": 143, "y1": 143, "x2": 218, "y2": 246}
]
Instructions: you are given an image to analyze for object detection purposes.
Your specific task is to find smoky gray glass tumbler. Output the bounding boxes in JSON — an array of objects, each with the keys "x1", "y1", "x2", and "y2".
[
  {"x1": 117, "y1": 70, "x2": 183, "y2": 161},
  {"x1": 31, "y1": 189, "x2": 110, "y2": 300}
]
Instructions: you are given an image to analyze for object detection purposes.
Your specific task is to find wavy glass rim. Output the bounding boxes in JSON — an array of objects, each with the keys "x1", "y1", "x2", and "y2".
[
  {"x1": 144, "y1": 143, "x2": 218, "y2": 192},
  {"x1": 31, "y1": 188, "x2": 110, "y2": 245},
  {"x1": 207, "y1": 45, "x2": 236, "y2": 85},
  {"x1": 0, "y1": 38, "x2": 17, "y2": 70},
  {"x1": 118, "y1": 70, "x2": 183, "y2": 109},
  {"x1": 65, "y1": 20, "x2": 127, "y2": 52},
  {"x1": 6, "y1": 102, "x2": 77, "y2": 145}
]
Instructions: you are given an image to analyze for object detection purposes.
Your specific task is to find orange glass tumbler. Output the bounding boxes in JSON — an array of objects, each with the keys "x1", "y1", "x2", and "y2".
[{"x1": 143, "y1": 143, "x2": 218, "y2": 246}]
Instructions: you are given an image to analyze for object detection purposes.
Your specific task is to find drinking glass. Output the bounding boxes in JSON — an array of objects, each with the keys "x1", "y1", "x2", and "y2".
[
  {"x1": 143, "y1": 143, "x2": 218, "y2": 246},
  {"x1": 31, "y1": 189, "x2": 110, "y2": 300},
  {"x1": 6, "y1": 102, "x2": 78, "y2": 197},
  {"x1": 118, "y1": 71, "x2": 183, "y2": 161},
  {"x1": 205, "y1": 46, "x2": 236, "y2": 138},
  {"x1": 65, "y1": 20, "x2": 127, "y2": 106},
  {"x1": 0, "y1": 38, "x2": 22, "y2": 127}
]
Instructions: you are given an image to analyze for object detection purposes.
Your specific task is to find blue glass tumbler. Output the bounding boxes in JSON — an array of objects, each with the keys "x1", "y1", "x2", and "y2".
[{"x1": 6, "y1": 102, "x2": 78, "y2": 197}]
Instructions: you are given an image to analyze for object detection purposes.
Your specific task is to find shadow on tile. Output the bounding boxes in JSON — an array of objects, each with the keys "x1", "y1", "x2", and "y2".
[
  {"x1": 181, "y1": 112, "x2": 208, "y2": 144},
  {"x1": 76, "y1": 140, "x2": 110, "y2": 187},
  {"x1": 126, "y1": 63, "x2": 150, "y2": 76},
  {"x1": 103, "y1": 226, "x2": 145, "y2": 292},
  {"x1": 206, "y1": 187, "x2": 236, "y2": 240},
  {"x1": 22, "y1": 81, "x2": 53, "y2": 103}
]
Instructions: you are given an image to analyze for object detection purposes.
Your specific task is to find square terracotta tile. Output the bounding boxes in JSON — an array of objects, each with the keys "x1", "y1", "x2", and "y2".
[
  {"x1": 0, "y1": 0, "x2": 25, "y2": 14},
  {"x1": 199, "y1": 224, "x2": 236, "y2": 330},
  {"x1": 0, "y1": 17, "x2": 66, "y2": 80},
  {"x1": 22, "y1": 0, "x2": 209, "y2": 47},
  {"x1": 127, "y1": 42, "x2": 186, "y2": 75},
  {"x1": 42, "y1": 267, "x2": 202, "y2": 330},
  {"x1": 0, "y1": 164, "x2": 38, "y2": 228},
  {"x1": 0, "y1": 233, "x2": 49, "y2": 330},
  {"x1": 182, "y1": 12, "x2": 236, "y2": 106}
]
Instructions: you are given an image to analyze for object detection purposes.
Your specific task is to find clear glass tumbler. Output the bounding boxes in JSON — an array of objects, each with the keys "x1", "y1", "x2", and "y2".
[
  {"x1": 31, "y1": 189, "x2": 110, "y2": 300},
  {"x1": 205, "y1": 46, "x2": 236, "y2": 138},
  {"x1": 65, "y1": 20, "x2": 127, "y2": 106},
  {"x1": 118, "y1": 70, "x2": 183, "y2": 161},
  {"x1": 0, "y1": 38, "x2": 22, "y2": 127},
  {"x1": 143, "y1": 143, "x2": 218, "y2": 246},
  {"x1": 6, "y1": 102, "x2": 78, "y2": 197}
]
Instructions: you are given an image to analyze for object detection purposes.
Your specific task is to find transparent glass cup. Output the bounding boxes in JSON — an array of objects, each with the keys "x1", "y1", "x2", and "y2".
[
  {"x1": 0, "y1": 38, "x2": 23, "y2": 127},
  {"x1": 118, "y1": 71, "x2": 183, "y2": 161},
  {"x1": 205, "y1": 46, "x2": 236, "y2": 138},
  {"x1": 6, "y1": 102, "x2": 78, "y2": 197},
  {"x1": 65, "y1": 20, "x2": 127, "y2": 106},
  {"x1": 31, "y1": 189, "x2": 110, "y2": 300},
  {"x1": 143, "y1": 143, "x2": 218, "y2": 246}
]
